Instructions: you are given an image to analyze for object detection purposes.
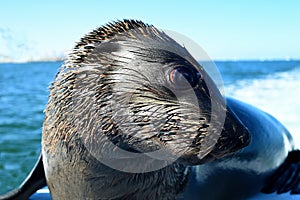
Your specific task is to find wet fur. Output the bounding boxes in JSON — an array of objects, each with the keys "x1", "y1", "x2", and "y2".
[{"x1": 41, "y1": 20, "x2": 250, "y2": 199}]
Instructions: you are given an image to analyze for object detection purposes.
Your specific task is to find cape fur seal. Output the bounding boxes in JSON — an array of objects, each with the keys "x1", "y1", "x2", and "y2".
[{"x1": 0, "y1": 19, "x2": 299, "y2": 200}]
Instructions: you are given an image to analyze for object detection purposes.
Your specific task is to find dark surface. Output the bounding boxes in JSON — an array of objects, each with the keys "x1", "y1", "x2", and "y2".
[{"x1": 262, "y1": 150, "x2": 300, "y2": 194}]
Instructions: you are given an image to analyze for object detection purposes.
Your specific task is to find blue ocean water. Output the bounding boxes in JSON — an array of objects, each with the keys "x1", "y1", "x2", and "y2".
[
  {"x1": 0, "y1": 61, "x2": 59, "y2": 194},
  {"x1": 0, "y1": 60, "x2": 299, "y2": 195}
]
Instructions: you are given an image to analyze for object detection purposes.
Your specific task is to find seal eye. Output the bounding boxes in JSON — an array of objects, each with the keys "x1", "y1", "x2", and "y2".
[{"x1": 170, "y1": 67, "x2": 199, "y2": 89}]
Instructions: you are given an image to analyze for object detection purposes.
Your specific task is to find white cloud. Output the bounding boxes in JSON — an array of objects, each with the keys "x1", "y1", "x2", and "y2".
[{"x1": 0, "y1": 28, "x2": 66, "y2": 63}]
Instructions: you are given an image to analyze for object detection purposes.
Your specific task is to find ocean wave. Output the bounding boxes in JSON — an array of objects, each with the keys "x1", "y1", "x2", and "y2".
[{"x1": 225, "y1": 67, "x2": 300, "y2": 147}]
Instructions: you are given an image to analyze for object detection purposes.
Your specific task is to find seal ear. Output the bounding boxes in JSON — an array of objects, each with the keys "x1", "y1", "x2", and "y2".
[{"x1": 261, "y1": 149, "x2": 300, "y2": 194}]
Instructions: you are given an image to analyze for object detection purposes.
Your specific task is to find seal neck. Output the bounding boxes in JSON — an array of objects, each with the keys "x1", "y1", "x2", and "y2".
[{"x1": 92, "y1": 162, "x2": 190, "y2": 199}]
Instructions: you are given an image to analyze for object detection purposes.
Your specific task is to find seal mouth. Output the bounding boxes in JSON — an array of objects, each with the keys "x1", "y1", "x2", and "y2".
[
  {"x1": 181, "y1": 107, "x2": 251, "y2": 165},
  {"x1": 178, "y1": 104, "x2": 251, "y2": 165}
]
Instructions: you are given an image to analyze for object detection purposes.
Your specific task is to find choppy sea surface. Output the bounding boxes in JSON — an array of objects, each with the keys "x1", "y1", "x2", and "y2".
[{"x1": 0, "y1": 60, "x2": 299, "y2": 195}]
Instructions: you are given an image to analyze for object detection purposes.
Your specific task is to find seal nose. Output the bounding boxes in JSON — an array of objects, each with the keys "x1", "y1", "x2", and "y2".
[
  {"x1": 199, "y1": 107, "x2": 251, "y2": 163},
  {"x1": 223, "y1": 109, "x2": 251, "y2": 151}
]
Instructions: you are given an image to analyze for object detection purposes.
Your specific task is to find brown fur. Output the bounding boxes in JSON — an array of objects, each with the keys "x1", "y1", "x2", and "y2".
[{"x1": 42, "y1": 19, "x2": 250, "y2": 199}]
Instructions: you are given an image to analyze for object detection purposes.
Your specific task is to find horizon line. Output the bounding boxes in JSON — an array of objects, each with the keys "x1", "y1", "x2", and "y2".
[{"x1": 1, "y1": 58, "x2": 300, "y2": 65}]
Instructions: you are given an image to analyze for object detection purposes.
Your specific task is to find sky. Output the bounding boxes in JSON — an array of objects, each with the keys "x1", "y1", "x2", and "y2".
[{"x1": 1, "y1": 0, "x2": 300, "y2": 61}]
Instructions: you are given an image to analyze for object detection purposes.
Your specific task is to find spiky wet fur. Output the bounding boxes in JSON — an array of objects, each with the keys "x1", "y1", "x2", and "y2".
[{"x1": 42, "y1": 19, "x2": 250, "y2": 199}]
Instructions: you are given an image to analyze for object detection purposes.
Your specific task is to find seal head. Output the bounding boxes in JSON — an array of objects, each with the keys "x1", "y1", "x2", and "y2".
[{"x1": 43, "y1": 20, "x2": 249, "y2": 166}]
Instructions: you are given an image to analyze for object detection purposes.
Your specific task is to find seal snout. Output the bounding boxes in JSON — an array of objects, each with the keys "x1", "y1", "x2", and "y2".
[
  {"x1": 210, "y1": 108, "x2": 251, "y2": 159},
  {"x1": 191, "y1": 107, "x2": 251, "y2": 165}
]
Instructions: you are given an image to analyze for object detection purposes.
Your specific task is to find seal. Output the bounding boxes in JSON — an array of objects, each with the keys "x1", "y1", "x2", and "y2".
[
  {"x1": 41, "y1": 19, "x2": 250, "y2": 199},
  {"x1": 0, "y1": 19, "x2": 299, "y2": 200}
]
